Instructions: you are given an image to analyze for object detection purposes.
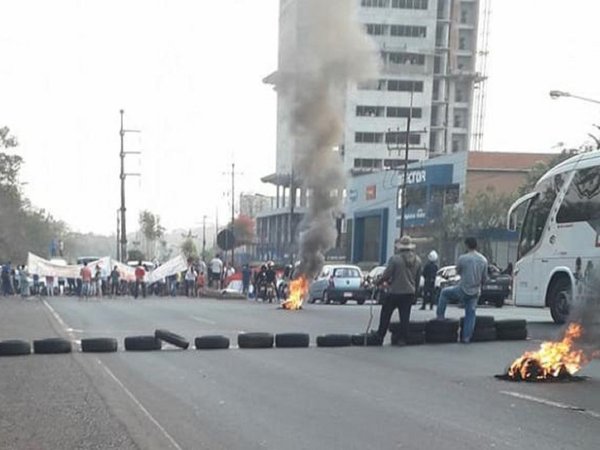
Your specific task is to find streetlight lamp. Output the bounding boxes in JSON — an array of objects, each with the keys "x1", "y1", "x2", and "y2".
[{"x1": 549, "y1": 90, "x2": 600, "y2": 105}]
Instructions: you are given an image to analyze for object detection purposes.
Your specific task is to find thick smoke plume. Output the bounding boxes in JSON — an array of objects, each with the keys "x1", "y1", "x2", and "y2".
[{"x1": 277, "y1": 0, "x2": 378, "y2": 278}]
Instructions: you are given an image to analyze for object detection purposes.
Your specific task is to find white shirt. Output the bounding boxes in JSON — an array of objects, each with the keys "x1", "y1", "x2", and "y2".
[{"x1": 210, "y1": 258, "x2": 223, "y2": 274}]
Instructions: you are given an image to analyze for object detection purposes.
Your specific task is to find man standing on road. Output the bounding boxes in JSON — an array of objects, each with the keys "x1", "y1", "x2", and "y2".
[
  {"x1": 80, "y1": 262, "x2": 92, "y2": 300},
  {"x1": 134, "y1": 262, "x2": 146, "y2": 299},
  {"x1": 436, "y1": 237, "x2": 488, "y2": 343},
  {"x1": 110, "y1": 266, "x2": 120, "y2": 297},
  {"x1": 373, "y1": 236, "x2": 422, "y2": 345},
  {"x1": 420, "y1": 250, "x2": 438, "y2": 310},
  {"x1": 209, "y1": 254, "x2": 223, "y2": 289}
]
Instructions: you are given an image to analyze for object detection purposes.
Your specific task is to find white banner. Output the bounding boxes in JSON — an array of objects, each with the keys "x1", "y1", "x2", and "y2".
[
  {"x1": 27, "y1": 253, "x2": 81, "y2": 278},
  {"x1": 146, "y1": 254, "x2": 187, "y2": 284}
]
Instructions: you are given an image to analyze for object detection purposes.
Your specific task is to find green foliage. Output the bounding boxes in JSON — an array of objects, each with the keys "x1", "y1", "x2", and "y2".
[
  {"x1": 180, "y1": 237, "x2": 198, "y2": 259},
  {"x1": 128, "y1": 249, "x2": 146, "y2": 262},
  {"x1": 138, "y1": 210, "x2": 165, "y2": 259}
]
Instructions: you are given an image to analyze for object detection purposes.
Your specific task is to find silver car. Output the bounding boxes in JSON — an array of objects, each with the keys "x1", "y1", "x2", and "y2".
[{"x1": 308, "y1": 264, "x2": 367, "y2": 305}]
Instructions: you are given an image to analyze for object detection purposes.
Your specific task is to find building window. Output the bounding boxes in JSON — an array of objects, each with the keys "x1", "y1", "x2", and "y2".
[
  {"x1": 387, "y1": 107, "x2": 422, "y2": 118},
  {"x1": 356, "y1": 105, "x2": 385, "y2": 117},
  {"x1": 361, "y1": 0, "x2": 390, "y2": 7},
  {"x1": 387, "y1": 52, "x2": 426, "y2": 66},
  {"x1": 452, "y1": 139, "x2": 460, "y2": 153},
  {"x1": 385, "y1": 132, "x2": 421, "y2": 145},
  {"x1": 355, "y1": 132, "x2": 384, "y2": 144},
  {"x1": 392, "y1": 0, "x2": 428, "y2": 10},
  {"x1": 406, "y1": 185, "x2": 427, "y2": 208},
  {"x1": 354, "y1": 158, "x2": 383, "y2": 169},
  {"x1": 365, "y1": 23, "x2": 387, "y2": 35},
  {"x1": 390, "y1": 25, "x2": 427, "y2": 38},
  {"x1": 383, "y1": 159, "x2": 403, "y2": 169},
  {"x1": 387, "y1": 80, "x2": 424, "y2": 92}
]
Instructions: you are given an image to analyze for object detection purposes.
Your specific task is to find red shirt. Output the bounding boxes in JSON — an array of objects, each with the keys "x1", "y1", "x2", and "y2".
[{"x1": 135, "y1": 266, "x2": 145, "y2": 281}]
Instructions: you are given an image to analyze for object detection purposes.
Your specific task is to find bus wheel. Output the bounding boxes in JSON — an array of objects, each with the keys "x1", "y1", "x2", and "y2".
[{"x1": 549, "y1": 278, "x2": 571, "y2": 324}]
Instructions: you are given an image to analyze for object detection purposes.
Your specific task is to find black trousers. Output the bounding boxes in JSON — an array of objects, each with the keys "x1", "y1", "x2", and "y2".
[
  {"x1": 422, "y1": 284, "x2": 436, "y2": 308},
  {"x1": 377, "y1": 293, "x2": 414, "y2": 341}
]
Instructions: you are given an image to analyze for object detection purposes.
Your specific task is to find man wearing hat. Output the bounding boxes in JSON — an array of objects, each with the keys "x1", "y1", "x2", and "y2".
[{"x1": 372, "y1": 235, "x2": 422, "y2": 345}]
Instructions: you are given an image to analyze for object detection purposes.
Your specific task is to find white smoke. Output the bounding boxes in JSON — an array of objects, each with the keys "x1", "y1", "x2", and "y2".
[{"x1": 276, "y1": 0, "x2": 379, "y2": 278}]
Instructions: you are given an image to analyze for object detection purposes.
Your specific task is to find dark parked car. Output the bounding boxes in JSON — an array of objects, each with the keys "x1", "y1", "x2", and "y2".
[{"x1": 435, "y1": 264, "x2": 511, "y2": 308}]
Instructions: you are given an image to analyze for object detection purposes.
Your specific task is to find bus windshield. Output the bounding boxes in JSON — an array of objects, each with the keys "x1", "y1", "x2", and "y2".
[{"x1": 518, "y1": 179, "x2": 558, "y2": 259}]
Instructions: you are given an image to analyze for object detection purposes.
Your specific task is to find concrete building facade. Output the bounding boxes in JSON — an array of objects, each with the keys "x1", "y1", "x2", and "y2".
[{"x1": 257, "y1": 0, "x2": 483, "y2": 263}]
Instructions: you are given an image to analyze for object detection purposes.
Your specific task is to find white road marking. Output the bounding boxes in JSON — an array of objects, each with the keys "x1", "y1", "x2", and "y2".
[
  {"x1": 190, "y1": 315, "x2": 216, "y2": 325},
  {"x1": 98, "y1": 360, "x2": 184, "y2": 450},
  {"x1": 41, "y1": 299, "x2": 184, "y2": 449},
  {"x1": 501, "y1": 391, "x2": 600, "y2": 419}
]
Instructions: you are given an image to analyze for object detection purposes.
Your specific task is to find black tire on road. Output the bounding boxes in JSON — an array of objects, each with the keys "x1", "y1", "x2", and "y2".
[
  {"x1": 316, "y1": 334, "x2": 352, "y2": 347},
  {"x1": 459, "y1": 315, "x2": 495, "y2": 330},
  {"x1": 195, "y1": 335, "x2": 230, "y2": 350},
  {"x1": 495, "y1": 319, "x2": 527, "y2": 331},
  {"x1": 497, "y1": 328, "x2": 528, "y2": 341},
  {"x1": 81, "y1": 338, "x2": 118, "y2": 353},
  {"x1": 33, "y1": 338, "x2": 72, "y2": 354},
  {"x1": 155, "y1": 329, "x2": 190, "y2": 349},
  {"x1": 275, "y1": 333, "x2": 310, "y2": 348},
  {"x1": 425, "y1": 331, "x2": 458, "y2": 344},
  {"x1": 0, "y1": 339, "x2": 31, "y2": 356},
  {"x1": 471, "y1": 327, "x2": 497, "y2": 342},
  {"x1": 238, "y1": 332, "x2": 274, "y2": 349},
  {"x1": 124, "y1": 335, "x2": 162, "y2": 351},
  {"x1": 351, "y1": 333, "x2": 382, "y2": 346},
  {"x1": 405, "y1": 332, "x2": 426, "y2": 346},
  {"x1": 389, "y1": 321, "x2": 427, "y2": 334},
  {"x1": 549, "y1": 277, "x2": 571, "y2": 324},
  {"x1": 426, "y1": 319, "x2": 459, "y2": 335},
  {"x1": 323, "y1": 291, "x2": 331, "y2": 304}
]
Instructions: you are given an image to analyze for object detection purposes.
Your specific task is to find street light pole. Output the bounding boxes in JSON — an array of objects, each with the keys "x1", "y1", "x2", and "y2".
[
  {"x1": 549, "y1": 90, "x2": 600, "y2": 105},
  {"x1": 116, "y1": 209, "x2": 121, "y2": 261}
]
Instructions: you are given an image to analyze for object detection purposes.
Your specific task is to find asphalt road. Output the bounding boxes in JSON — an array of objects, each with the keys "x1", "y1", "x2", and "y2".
[{"x1": 1, "y1": 295, "x2": 599, "y2": 450}]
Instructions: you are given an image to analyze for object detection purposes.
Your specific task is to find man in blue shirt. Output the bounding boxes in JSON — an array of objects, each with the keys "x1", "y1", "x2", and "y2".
[{"x1": 436, "y1": 237, "x2": 488, "y2": 343}]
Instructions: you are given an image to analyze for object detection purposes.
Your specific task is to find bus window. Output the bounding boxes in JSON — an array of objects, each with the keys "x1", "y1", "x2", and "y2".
[
  {"x1": 556, "y1": 166, "x2": 600, "y2": 223},
  {"x1": 518, "y1": 180, "x2": 557, "y2": 259}
]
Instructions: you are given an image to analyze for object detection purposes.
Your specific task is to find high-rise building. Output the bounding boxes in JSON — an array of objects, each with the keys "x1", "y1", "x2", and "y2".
[{"x1": 257, "y1": 0, "x2": 483, "y2": 262}]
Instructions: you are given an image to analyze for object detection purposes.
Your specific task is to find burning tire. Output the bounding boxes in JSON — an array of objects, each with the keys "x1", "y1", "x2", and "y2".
[
  {"x1": 81, "y1": 338, "x2": 118, "y2": 353},
  {"x1": 194, "y1": 335, "x2": 230, "y2": 350},
  {"x1": 316, "y1": 334, "x2": 352, "y2": 347},
  {"x1": 275, "y1": 333, "x2": 310, "y2": 348},
  {"x1": 238, "y1": 332, "x2": 274, "y2": 349},
  {"x1": 351, "y1": 333, "x2": 382, "y2": 346},
  {"x1": 0, "y1": 339, "x2": 31, "y2": 356},
  {"x1": 155, "y1": 329, "x2": 190, "y2": 350},
  {"x1": 497, "y1": 328, "x2": 528, "y2": 341},
  {"x1": 124, "y1": 336, "x2": 162, "y2": 351},
  {"x1": 471, "y1": 327, "x2": 497, "y2": 342},
  {"x1": 33, "y1": 338, "x2": 72, "y2": 354},
  {"x1": 548, "y1": 277, "x2": 571, "y2": 324}
]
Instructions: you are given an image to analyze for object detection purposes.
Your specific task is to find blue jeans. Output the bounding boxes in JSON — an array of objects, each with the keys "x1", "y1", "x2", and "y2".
[{"x1": 436, "y1": 285, "x2": 479, "y2": 343}]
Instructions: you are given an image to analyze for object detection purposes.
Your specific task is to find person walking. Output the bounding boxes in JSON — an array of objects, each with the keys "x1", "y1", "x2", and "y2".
[
  {"x1": 420, "y1": 250, "x2": 439, "y2": 310},
  {"x1": 372, "y1": 236, "x2": 422, "y2": 345},
  {"x1": 436, "y1": 237, "x2": 488, "y2": 343},
  {"x1": 184, "y1": 264, "x2": 197, "y2": 297},
  {"x1": 19, "y1": 266, "x2": 30, "y2": 298},
  {"x1": 94, "y1": 265, "x2": 103, "y2": 298}
]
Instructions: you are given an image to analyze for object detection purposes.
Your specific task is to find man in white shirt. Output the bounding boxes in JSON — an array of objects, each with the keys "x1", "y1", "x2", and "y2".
[{"x1": 209, "y1": 255, "x2": 223, "y2": 289}]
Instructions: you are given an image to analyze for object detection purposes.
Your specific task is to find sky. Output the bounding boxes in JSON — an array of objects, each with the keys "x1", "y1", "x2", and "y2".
[{"x1": 2, "y1": 0, "x2": 600, "y2": 236}]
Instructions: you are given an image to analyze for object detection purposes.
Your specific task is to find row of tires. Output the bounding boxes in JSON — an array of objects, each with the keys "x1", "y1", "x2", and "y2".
[
  {"x1": 0, "y1": 318, "x2": 528, "y2": 356},
  {"x1": 389, "y1": 317, "x2": 528, "y2": 345}
]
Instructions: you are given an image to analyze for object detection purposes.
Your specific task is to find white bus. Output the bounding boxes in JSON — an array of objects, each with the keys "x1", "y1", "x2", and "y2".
[{"x1": 508, "y1": 151, "x2": 600, "y2": 323}]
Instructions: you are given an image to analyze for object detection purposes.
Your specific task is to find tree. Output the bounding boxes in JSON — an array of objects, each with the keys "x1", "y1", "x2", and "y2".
[
  {"x1": 228, "y1": 215, "x2": 255, "y2": 247},
  {"x1": 180, "y1": 237, "x2": 198, "y2": 260},
  {"x1": 138, "y1": 210, "x2": 165, "y2": 259},
  {"x1": 128, "y1": 249, "x2": 145, "y2": 262}
]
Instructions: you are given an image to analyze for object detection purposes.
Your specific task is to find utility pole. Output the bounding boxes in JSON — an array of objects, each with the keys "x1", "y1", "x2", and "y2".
[
  {"x1": 386, "y1": 86, "x2": 427, "y2": 238},
  {"x1": 222, "y1": 162, "x2": 243, "y2": 267},
  {"x1": 116, "y1": 209, "x2": 121, "y2": 261},
  {"x1": 202, "y1": 215, "x2": 207, "y2": 262},
  {"x1": 289, "y1": 167, "x2": 295, "y2": 264},
  {"x1": 119, "y1": 109, "x2": 141, "y2": 262}
]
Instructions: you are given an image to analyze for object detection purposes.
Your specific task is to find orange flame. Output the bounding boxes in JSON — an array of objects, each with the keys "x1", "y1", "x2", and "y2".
[
  {"x1": 282, "y1": 276, "x2": 309, "y2": 310},
  {"x1": 507, "y1": 323, "x2": 588, "y2": 381}
]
